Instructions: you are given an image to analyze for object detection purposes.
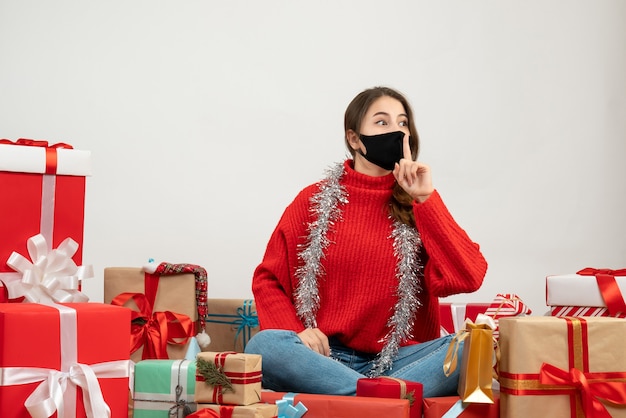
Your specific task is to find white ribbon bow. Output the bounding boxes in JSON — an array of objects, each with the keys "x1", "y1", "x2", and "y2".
[
  {"x1": 1, "y1": 360, "x2": 131, "y2": 418},
  {"x1": 5, "y1": 234, "x2": 92, "y2": 303}
]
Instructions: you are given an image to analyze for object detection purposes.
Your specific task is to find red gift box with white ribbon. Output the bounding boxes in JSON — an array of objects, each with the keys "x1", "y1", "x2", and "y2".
[
  {"x1": 0, "y1": 303, "x2": 132, "y2": 417},
  {"x1": 0, "y1": 138, "x2": 91, "y2": 293}
]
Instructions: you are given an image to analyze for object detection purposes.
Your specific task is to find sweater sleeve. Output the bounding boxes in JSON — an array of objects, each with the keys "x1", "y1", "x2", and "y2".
[
  {"x1": 413, "y1": 190, "x2": 488, "y2": 297},
  {"x1": 251, "y1": 193, "x2": 310, "y2": 332}
]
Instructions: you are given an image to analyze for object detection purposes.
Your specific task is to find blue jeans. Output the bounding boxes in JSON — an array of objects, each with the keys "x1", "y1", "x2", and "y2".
[{"x1": 244, "y1": 330, "x2": 460, "y2": 397}]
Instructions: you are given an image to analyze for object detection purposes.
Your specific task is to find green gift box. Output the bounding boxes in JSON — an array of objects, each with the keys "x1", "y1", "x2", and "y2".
[{"x1": 133, "y1": 359, "x2": 198, "y2": 418}]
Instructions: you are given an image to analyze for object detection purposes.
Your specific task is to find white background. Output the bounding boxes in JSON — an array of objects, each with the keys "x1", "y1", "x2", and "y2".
[{"x1": 1, "y1": 1, "x2": 625, "y2": 316}]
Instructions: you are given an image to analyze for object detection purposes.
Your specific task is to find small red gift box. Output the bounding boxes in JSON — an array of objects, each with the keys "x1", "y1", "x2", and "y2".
[
  {"x1": 0, "y1": 139, "x2": 91, "y2": 292},
  {"x1": 423, "y1": 394, "x2": 500, "y2": 418},
  {"x1": 0, "y1": 302, "x2": 132, "y2": 418},
  {"x1": 261, "y1": 391, "x2": 410, "y2": 418},
  {"x1": 356, "y1": 377, "x2": 423, "y2": 418}
]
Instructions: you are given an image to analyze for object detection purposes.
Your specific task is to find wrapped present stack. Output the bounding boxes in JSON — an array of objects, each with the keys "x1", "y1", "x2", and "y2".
[
  {"x1": 104, "y1": 262, "x2": 209, "y2": 363},
  {"x1": 546, "y1": 267, "x2": 626, "y2": 318},
  {"x1": 194, "y1": 351, "x2": 278, "y2": 417},
  {"x1": 0, "y1": 138, "x2": 134, "y2": 417}
]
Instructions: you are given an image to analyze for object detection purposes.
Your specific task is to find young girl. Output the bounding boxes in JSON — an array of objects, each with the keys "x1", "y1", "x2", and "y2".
[{"x1": 245, "y1": 86, "x2": 488, "y2": 397}]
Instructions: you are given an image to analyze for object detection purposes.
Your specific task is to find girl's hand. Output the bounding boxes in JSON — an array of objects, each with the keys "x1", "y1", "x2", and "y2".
[
  {"x1": 393, "y1": 134, "x2": 433, "y2": 202},
  {"x1": 297, "y1": 328, "x2": 330, "y2": 356}
]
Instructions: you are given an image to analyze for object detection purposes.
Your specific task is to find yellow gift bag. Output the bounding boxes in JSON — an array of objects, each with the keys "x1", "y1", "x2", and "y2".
[{"x1": 443, "y1": 314, "x2": 498, "y2": 404}]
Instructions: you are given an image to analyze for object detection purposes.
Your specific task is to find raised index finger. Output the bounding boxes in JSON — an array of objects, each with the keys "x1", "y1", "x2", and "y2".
[{"x1": 403, "y1": 134, "x2": 412, "y2": 161}]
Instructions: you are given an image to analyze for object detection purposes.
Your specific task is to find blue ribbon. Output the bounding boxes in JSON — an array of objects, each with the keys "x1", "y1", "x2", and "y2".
[
  {"x1": 276, "y1": 393, "x2": 308, "y2": 418},
  {"x1": 205, "y1": 300, "x2": 259, "y2": 350},
  {"x1": 441, "y1": 399, "x2": 467, "y2": 418}
]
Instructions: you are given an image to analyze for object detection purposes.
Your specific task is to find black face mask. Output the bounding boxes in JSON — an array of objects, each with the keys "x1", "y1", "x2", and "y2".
[{"x1": 358, "y1": 131, "x2": 406, "y2": 170}]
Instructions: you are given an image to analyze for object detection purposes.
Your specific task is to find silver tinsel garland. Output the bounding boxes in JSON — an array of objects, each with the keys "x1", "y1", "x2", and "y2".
[
  {"x1": 294, "y1": 162, "x2": 423, "y2": 376},
  {"x1": 294, "y1": 162, "x2": 348, "y2": 328},
  {"x1": 369, "y1": 221, "x2": 423, "y2": 376}
]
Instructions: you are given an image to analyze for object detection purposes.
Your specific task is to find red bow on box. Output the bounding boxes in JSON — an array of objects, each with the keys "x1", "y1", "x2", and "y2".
[
  {"x1": 540, "y1": 362, "x2": 626, "y2": 418},
  {"x1": 111, "y1": 292, "x2": 193, "y2": 359},
  {"x1": 577, "y1": 268, "x2": 626, "y2": 315}
]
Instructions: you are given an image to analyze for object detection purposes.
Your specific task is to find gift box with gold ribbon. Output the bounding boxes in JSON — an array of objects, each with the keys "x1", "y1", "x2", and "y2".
[
  {"x1": 547, "y1": 268, "x2": 626, "y2": 318},
  {"x1": 356, "y1": 376, "x2": 423, "y2": 418},
  {"x1": 104, "y1": 263, "x2": 208, "y2": 362},
  {"x1": 204, "y1": 299, "x2": 259, "y2": 353},
  {"x1": 194, "y1": 352, "x2": 262, "y2": 406},
  {"x1": 499, "y1": 316, "x2": 626, "y2": 418},
  {"x1": 0, "y1": 138, "x2": 91, "y2": 298},
  {"x1": 444, "y1": 314, "x2": 498, "y2": 404},
  {"x1": 195, "y1": 403, "x2": 277, "y2": 418}
]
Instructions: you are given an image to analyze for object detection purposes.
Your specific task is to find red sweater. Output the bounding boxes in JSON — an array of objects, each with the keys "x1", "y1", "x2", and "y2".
[{"x1": 252, "y1": 160, "x2": 487, "y2": 354}]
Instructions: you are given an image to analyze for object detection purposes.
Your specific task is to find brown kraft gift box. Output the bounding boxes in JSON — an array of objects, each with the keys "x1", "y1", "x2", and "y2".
[
  {"x1": 498, "y1": 316, "x2": 626, "y2": 418},
  {"x1": 104, "y1": 266, "x2": 198, "y2": 362},
  {"x1": 204, "y1": 299, "x2": 259, "y2": 353},
  {"x1": 195, "y1": 351, "x2": 262, "y2": 406}
]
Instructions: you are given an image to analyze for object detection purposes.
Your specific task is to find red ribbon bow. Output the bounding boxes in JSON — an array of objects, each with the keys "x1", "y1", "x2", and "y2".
[
  {"x1": 0, "y1": 138, "x2": 73, "y2": 149},
  {"x1": 111, "y1": 292, "x2": 193, "y2": 359},
  {"x1": 577, "y1": 268, "x2": 626, "y2": 315},
  {"x1": 540, "y1": 362, "x2": 626, "y2": 418}
]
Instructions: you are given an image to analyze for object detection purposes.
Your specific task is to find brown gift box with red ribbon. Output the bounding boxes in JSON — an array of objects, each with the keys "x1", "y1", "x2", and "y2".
[
  {"x1": 104, "y1": 265, "x2": 201, "y2": 362},
  {"x1": 356, "y1": 377, "x2": 423, "y2": 418},
  {"x1": 194, "y1": 351, "x2": 262, "y2": 406},
  {"x1": 498, "y1": 316, "x2": 626, "y2": 418},
  {"x1": 0, "y1": 138, "x2": 91, "y2": 298},
  {"x1": 547, "y1": 268, "x2": 626, "y2": 318}
]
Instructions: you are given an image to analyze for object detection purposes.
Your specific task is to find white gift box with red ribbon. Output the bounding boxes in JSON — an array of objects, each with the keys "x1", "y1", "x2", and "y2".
[{"x1": 546, "y1": 268, "x2": 626, "y2": 317}]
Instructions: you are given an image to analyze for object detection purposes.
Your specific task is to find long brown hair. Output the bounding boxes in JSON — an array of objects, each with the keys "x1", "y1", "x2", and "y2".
[{"x1": 344, "y1": 86, "x2": 420, "y2": 227}]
